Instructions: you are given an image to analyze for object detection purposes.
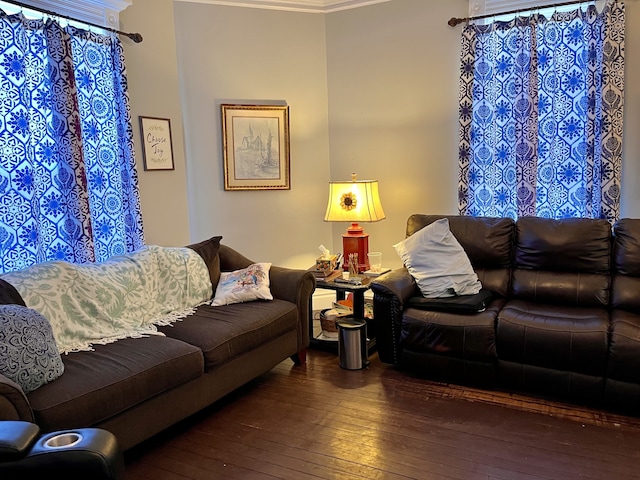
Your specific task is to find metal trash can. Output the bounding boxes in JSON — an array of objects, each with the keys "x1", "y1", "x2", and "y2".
[{"x1": 337, "y1": 319, "x2": 369, "y2": 370}]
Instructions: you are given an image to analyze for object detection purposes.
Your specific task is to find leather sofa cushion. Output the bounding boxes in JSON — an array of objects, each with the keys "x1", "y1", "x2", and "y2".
[
  {"x1": 611, "y1": 219, "x2": 640, "y2": 311},
  {"x1": 26, "y1": 336, "x2": 204, "y2": 431},
  {"x1": 406, "y1": 288, "x2": 493, "y2": 314},
  {"x1": 512, "y1": 270, "x2": 610, "y2": 307},
  {"x1": 515, "y1": 217, "x2": 611, "y2": 272},
  {"x1": 159, "y1": 300, "x2": 298, "y2": 371},
  {"x1": 611, "y1": 275, "x2": 640, "y2": 311},
  {"x1": 405, "y1": 215, "x2": 514, "y2": 296},
  {"x1": 497, "y1": 300, "x2": 609, "y2": 377},
  {"x1": 513, "y1": 217, "x2": 611, "y2": 306},
  {"x1": 400, "y1": 298, "x2": 506, "y2": 362},
  {"x1": 607, "y1": 309, "x2": 640, "y2": 384},
  {"x1": 406, "y1": 215, "x2": 514, "y2": 268},
  {"x1": 613, "y1": 218, "x2": 640, "y2": 275}
]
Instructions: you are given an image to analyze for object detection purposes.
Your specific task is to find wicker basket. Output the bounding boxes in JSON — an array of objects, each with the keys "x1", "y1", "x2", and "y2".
[{"x1": 320, "y1": 308, "x2": 339, "y2": 334}]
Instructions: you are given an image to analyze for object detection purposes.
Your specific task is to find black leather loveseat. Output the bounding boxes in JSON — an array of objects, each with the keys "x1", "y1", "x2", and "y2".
[{"x1": 371, "y1": 215, "x2": 640, "y2": 412}]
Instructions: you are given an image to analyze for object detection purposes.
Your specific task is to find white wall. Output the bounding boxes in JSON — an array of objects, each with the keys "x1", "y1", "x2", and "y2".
[
  {"x1": 172, "y1": 3, "x2": 331, "y2": 269},
  {"x1": 120, "y1": 0, "x2": 640, "y2": 271},
  {"x1": 326, "y1": 0, "x2": 468, "y2": 269},
  {"x1": 120, "y1": 0, "x2": 190, "y2": 247}
]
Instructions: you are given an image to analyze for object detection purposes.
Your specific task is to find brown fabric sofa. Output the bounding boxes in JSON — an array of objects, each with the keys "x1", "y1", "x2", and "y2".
[
  {"x1": 0, "y1": 238, "x2": 316, "y2": 450},
  {"x1": 371, "y1": 215, "x2": 640, "y2": 413}
]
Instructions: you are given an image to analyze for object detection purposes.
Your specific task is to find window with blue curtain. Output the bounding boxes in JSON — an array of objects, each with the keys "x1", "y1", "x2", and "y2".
[
  {"x1": 458, "y1": 0, "x2": 625, "y2": 223},
  {"x1": 0, "y1": 9, "x2": 144, "y2": 273}
]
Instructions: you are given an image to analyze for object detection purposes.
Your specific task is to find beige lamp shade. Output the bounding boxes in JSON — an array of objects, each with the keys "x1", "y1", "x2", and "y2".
[{"x1": 324, "y1": 174, "x2": 386, "y2": 223}]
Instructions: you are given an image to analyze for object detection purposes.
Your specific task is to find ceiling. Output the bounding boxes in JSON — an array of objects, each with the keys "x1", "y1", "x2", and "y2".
[{"x1": 173, "y1": 0, "x2": 392, "y2": 14}]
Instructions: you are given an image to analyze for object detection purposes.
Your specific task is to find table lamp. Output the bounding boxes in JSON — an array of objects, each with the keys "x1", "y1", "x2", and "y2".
[{"x1": 324, "y1": 173, "x2": 386, "y2": 273}]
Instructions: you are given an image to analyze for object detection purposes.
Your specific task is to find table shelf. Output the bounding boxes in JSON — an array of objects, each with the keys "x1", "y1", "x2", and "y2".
[{"x1": 310, "y1": 275, "x2": 376, "y2": 353}]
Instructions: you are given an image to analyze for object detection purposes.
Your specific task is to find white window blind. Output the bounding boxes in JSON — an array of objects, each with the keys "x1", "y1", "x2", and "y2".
[
  {"x1": 0, "y1": 0, "x2": 132, "y2": 29},
  {"x1": 469, "y1": 0, "x2": 607, "y2": 19}
]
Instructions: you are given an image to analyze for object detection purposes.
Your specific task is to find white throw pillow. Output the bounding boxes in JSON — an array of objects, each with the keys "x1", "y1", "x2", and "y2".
[
  {"x1": 212, "y1": 263, "x2": 273, "y2": 306},
  {"x1": 393, "y1": 218, "x2": 482, "y2": 298}
]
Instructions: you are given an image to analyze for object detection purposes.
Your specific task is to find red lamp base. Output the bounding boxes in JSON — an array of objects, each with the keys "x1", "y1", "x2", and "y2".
[{"x1": 342, "y1": 223, "x2": 369, "y2": 273}]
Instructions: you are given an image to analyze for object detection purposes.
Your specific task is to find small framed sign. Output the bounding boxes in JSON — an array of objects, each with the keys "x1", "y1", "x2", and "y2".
[{"x1": 139, "y1": 116, "x2": 174, "y2": 171}]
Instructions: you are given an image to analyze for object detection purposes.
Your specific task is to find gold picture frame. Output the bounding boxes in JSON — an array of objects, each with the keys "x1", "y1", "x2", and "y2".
[{"x1": 221, "y1": 104, "x2": 290, "y2": 190}]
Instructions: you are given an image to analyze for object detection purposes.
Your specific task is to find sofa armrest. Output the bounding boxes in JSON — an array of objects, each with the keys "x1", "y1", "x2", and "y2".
[
  {"x1": 0, "y1": 375, "x2": 34, "y2": 424},
  {"x1": 270, "y1": 266, "x2": 316, "y2": 350},
  {"x1": 218, "y1": 244, "x2": 316, "y2": 350},
  {"x1": 370, "y1": 268, "x2": 418, "y2": 364}
]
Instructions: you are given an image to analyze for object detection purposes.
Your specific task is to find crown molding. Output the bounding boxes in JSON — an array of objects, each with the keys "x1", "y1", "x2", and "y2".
[
  {"x1": 173, "y1": 0, "x2": 392, "y2": 14},
  {"x1": 7, "y1": 0, "x2": 133, "y2": 28}
]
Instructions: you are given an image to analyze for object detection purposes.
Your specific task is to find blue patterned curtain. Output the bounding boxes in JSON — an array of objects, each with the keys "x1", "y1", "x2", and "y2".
[
  {"x1": 458, "y1": 0, "x2": 625, "y2": 222},
  {"x1": 0, "y1": 13, "x2": 144, "y2": 273}
]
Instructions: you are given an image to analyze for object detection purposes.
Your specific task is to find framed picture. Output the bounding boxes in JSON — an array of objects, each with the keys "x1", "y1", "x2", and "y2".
[
  {"x1": 139, "y1": 116, "x2": 174, "y2": 171},
  {"x1": 221, "y1": 104, "x2": 290, "y2": 190}
]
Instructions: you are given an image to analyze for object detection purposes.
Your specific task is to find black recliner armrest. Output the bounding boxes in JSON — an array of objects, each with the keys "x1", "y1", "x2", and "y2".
[
  {"x1": 0, "y1": 422, "x2": 124, "y2": 479},
  {"x1": 0, "y1": 421, "x2": 40, "y2": 462},
  {"x1": 370, "y1": 268, "x2": 418, "y2": 364}
]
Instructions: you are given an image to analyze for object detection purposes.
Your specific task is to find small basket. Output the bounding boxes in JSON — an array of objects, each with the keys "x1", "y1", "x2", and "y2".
[{"x1": 320, "y1": 308, "x2": 339, "y2": 334}]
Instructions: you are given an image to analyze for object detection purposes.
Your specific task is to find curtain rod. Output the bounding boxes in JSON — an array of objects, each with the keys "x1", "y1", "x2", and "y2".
[
  {"x1": 2, "y1": 0, "x2": 142, "y2": 42},
  {"x1": 448, "y1": 0, "x2": 594, "y2": 27}
]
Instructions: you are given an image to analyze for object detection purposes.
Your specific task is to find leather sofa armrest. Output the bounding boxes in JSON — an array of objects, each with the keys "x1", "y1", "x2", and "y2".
[
  {"x1": 0, "y1": 421, "x2": 40, "y2": 462},
  {"x1": 0, "y1": 375, "x2": 35, "y2": 424},
  {"x1": 217, "y1": 244, "x2": 316, "y2": 350},
  {"x1": 370, "y1": 268, "x2": 418, "y2": 364}
]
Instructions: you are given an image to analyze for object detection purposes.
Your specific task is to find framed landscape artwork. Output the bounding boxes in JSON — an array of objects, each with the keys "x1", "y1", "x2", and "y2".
[{"x1": 221, "y1": 104, "x2": 290, "y2": 190}]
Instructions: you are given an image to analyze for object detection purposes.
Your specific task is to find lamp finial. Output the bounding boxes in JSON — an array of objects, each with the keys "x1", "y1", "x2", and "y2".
[{"x1": 351, "y1": 172, "x2": 357, "y2": 182}]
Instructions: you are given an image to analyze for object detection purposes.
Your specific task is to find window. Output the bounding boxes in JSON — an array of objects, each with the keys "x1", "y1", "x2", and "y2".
[
  {"x1": 3, "y1": 0, "x2": 130, "y2": 30},
  {"x1": 469, "y1": 0, "x2": 609, "y2": 19},
  {"x1": 458, "y1": 0, "x2": 625, "y2": 222},
  {"x1": 0, "y1": 5, "x2": 144, "y2": 273}
]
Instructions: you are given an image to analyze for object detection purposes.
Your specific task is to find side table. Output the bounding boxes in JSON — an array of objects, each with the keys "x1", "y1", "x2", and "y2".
[{"x1": 311, "y1": 276, "x2": 376, "y2": 352}]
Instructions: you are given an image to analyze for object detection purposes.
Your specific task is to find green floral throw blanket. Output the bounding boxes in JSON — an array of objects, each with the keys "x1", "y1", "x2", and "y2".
[{"x1": 2, "y1": 245, "x2": 212, "y2": 354}]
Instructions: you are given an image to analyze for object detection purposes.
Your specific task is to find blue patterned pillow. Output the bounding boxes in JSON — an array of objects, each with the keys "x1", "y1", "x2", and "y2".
[{"x1": 0, "y1": 304, "x2": 64, "y2": 394}]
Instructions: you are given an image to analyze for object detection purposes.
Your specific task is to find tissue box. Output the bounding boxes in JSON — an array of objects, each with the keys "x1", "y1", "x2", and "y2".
[{"x1": 315, "y1": 255, "x2": 338, "y2": 273}]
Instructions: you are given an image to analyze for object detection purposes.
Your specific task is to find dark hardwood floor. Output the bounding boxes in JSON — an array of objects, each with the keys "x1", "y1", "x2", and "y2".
[{"x1": 123, "y1": 349, "x2": 640, "y2": 480}]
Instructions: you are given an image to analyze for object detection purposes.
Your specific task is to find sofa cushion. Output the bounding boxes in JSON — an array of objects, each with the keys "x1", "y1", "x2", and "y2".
[
  {"x1": 611, "y1": 219, "x2": 640, "y2": 311},
  {"x1": 0, "y1": 305, "x2": 64, "y2": 394},
  {"x1": 496, "y1": 300, "x2": 609, "y2": 377},
  {"x1": 613, "y1": 219, "x2": 640, "y2": 275},
  {"x1": 406, "y1": 215, "x2": 515, "y2": 297},
  {"x1": 605, "y1": 310, "x2": 640, "y2": 410},
  {"x1": 607, "y1": 309, "x2": 640, "y2": 384},
  {"x1": 401, "y1": 298, "x2": 504, "y2": 363},
  {"x1": 512, "y1": 217, "x2": 611, "y2": 307},
  {"x1": 0, "y1": 279, "x2": 25, "y2": 307},
  {"x1": 26, "y1": 336, "x2": 204, "y2": 431},
  {"x1": 394, "y1": 218, "x2": 481, "y2": 298},
  {"x1": 212, "y1": 263, "x2": 273, "y2": 306},
  {"x1": 159, "y1": 300, "x2": 297, "y2": 370},
  {"x1": 187, "y1": 235, "x2": 222, "y2": 294},
  {"x1": 515, "y1": 217, "x2": 611, "y2": 272},
  {"x1": 406, "y1": 289, "x2": 494, "y2": 314}
]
